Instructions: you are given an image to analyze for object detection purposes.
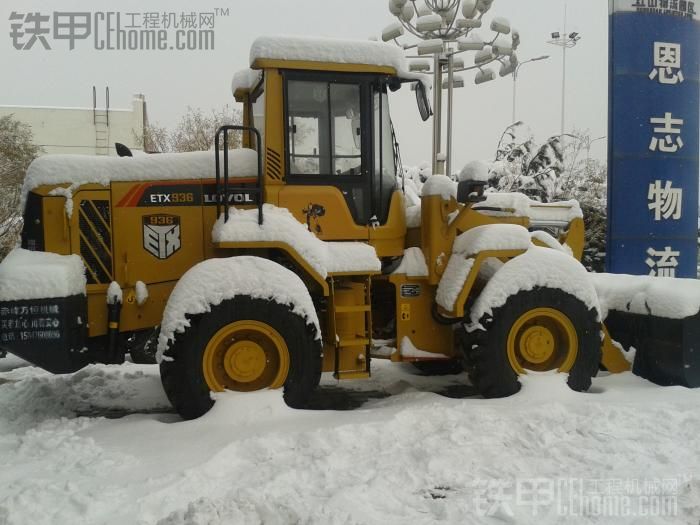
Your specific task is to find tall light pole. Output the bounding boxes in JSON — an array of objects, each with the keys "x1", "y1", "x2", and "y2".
[
  {"x1": 547, "y1": 4, "x2": 581, "y2": 141},
  {"x1": 511, "y1": 55, "x2": 549, "y2": 123},
  {"x1": 381, "y1": 0, "x2": 520, "y2": 176}
]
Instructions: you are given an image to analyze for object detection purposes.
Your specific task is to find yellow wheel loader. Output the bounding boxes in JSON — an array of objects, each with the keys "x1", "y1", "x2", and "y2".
[{"x1": 1, "y1": 36, "x2": 698, "y2": 419}]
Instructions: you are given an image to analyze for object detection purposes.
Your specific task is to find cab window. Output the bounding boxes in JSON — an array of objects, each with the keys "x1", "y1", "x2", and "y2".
[{"x1": 287, "y1": 80, "x2": 363, "y2": 177}]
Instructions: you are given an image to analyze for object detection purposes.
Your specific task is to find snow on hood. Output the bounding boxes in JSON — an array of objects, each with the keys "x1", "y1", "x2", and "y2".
[
  {"x1": 0, "y1": 248, "x2": 86, "y2": 301},
  {"x1": 591, "y1": 272, "x2": 700, "y2": 320},
  {"x1": 22, "y1": 149, "x2": 258, "y2": 205}
]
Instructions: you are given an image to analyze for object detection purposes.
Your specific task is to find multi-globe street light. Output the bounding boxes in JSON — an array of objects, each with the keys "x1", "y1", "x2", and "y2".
[{"x1": 382, "y1": 0, "x2": 520, "y2": 176}]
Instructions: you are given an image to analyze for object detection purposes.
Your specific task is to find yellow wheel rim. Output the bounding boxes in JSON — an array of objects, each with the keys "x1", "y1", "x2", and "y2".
[
  {"x1": 506, "y1": 307, "x2": 578, "y2": 374},
  {"x1": 202, "y1": 320, "x2": 290, "y2": 392}
]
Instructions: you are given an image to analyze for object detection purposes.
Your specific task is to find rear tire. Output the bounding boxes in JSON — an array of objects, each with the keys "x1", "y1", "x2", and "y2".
[
  {"x1": 463, "y1": 287, "x2": 600, "y2": 398},
  {"x1": 160, "y1": 296, "x2": 321, "y2": 420}
]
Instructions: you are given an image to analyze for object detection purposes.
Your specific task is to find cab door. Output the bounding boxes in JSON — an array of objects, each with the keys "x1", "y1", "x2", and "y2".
[{"x1": 277, "y1": 72, "x2": 372, "y2": 240}]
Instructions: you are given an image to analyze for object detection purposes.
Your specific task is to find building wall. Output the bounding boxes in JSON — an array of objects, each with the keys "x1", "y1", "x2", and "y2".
[{"x1": 0, "y1": 94, "x2": 146, "y2": 156}]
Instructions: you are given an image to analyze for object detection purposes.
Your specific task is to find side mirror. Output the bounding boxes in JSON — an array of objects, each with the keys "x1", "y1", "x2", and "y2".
[
  {"x1": 415, "y1": 81, "x2": 432, "y2": 122},
  {"x1": 457, "y1": 180, "x2": 487, "y2": 204}
]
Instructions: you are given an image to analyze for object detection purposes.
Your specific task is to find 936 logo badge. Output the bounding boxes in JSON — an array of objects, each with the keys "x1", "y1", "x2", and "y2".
[{"x1": 143, "y1": 214, "x2": 181, "y2": 260}]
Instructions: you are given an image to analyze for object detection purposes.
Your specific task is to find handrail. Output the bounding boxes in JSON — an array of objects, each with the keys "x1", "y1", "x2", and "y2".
[{"x1": 214, "y1": 125, "x2": 264, "y2": 225}]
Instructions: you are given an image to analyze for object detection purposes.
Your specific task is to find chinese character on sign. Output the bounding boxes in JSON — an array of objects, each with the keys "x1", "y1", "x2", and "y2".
[
  {"x1": 648, "y1": 180, "x2": 682, "y2": 220},
  {"x1": 649, "y1": 113, "x2": 684, "y2": 153},
  {"x1": 649, "y1": 42, "x2": 684, "y2": 84},
  {"x1": 646, "y1": 246, "x2": 680, "y2": 277}
]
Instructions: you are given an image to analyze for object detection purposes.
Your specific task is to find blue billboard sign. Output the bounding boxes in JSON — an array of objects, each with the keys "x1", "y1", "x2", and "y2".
[{"x1": 607, "y1": 0, "x2": 699, "y2": 277}]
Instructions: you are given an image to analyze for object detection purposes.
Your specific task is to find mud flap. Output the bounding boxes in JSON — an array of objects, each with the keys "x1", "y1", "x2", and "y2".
[
  {"x1": 605, "y1": 309, "x2": 700, "y2": 388},
  {"x1": 0, "y1": 294, "x2": 90, "y2": 373}
]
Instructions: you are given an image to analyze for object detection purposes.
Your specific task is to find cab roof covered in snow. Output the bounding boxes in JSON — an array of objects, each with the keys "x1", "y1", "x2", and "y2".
[{"x1": 245, "y1": 35, "x2": 429, "y2": 85}]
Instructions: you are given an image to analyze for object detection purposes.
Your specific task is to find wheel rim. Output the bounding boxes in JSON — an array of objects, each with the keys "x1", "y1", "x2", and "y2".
[
  {"x1": 506, "y1": 307, "x2": 578, "y2": 374},
  {"x1": 202, "y1": 320, "x2": 289, "y2": 392}
]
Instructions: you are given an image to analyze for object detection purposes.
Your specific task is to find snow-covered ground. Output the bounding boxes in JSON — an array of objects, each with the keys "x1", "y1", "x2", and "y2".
[{"x1": 0, "y1": 356, "x2": 698, "y2": 525}]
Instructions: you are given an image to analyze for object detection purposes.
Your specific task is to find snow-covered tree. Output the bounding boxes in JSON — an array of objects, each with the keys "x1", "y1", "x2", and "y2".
[
  {"x1": 0, "y1": 115, "x2": 41, "y2": 258},
  {"x1": 489, "y1": 122, "x2": 608, "y2": 271},
  {"x1": 139, "y1": 105, "x2": 242, "y2": 153}
]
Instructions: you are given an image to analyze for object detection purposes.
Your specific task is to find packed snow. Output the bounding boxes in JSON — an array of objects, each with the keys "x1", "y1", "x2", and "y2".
[
  {"x1": 0, "y1": 249, "x2": 86, "y2": 301},
  {"x1": 0, "y1": 357, "x2": 698, "y2": 524},
  {"x1": 212, "y1": 204, "x2": 381, "y2": 277},
  {"x1": 469, "y1": 246, "x2": 600, "y2": 325},
  {"x1": 22, "y1": 149, "x2": 258, "y2": 206},
  {"x1": 156, "y1": 256, "x2": 320, "y2": 360},
  {"x1": 392, "y1": 247, "x2": 429, "y2": 277},
  {"x1": 591, "y1": 272, "x2": 700, "y2": 320}
]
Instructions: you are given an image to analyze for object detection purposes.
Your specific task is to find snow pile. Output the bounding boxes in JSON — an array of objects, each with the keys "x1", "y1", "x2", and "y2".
[
  {"x1": 458, "y1": 160, "x2": 490, "y2": 182},
  {"x1": 592, "y1": 272, "x2": 700, "y2": 320},
  {"x1": 0, "y1": 248, "x2": 86, "y2": 301},
  {"x1": 2, "y1": 359, "x2": 699, "y2": 524},
  {"x1": 422, "y1": 174, "x2": 457, "y2": 200},
  {"x1": 452, "y1": 224, "x2": 530, "y2": 257},
  {"x1": 231, "y1": 68, "x2": 262, "y2": 95},
  {"x1": 249, "y1": 35, "x2": 429, "y2": 87},
  {"x1": 400, "y1": 336, "x2": 449, "y2": 359},
  {"x1": 22, "y1": 149, "x2": 258, "y2": 204},
  {"x1": 392, "y1": 247, "x2": 429, "y2": 277},
  {"x1": 157, "y1": 256, "x2": 320, "y2": 358},
  {"x1": 469, "y1": 246, "x2": 600, "y2": 324},
  {"x1": 212, "y1": 205, "x2": 381, "y2": 277}
]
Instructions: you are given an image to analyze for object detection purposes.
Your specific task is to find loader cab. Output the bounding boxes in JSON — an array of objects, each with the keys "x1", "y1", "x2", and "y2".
[
  {"x1": 234, "y1": 49, "x2": 420, "y2": 257},
  {"x1": 283, "y1": 71, "x2": 398, "y2": 227}
]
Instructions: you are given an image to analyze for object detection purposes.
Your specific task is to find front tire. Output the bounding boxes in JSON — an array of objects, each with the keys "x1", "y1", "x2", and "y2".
[
  {"x1": 160, "y1": 296, "x2": 321, "y2": 420},
  {"x1": 464, "y1": 287, "x2": 600, "y2": 398}
]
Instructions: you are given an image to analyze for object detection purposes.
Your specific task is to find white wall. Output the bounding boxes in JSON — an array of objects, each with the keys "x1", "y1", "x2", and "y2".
[{"x1": 0, "y1": 95, "x2": 145, "y2": 156}]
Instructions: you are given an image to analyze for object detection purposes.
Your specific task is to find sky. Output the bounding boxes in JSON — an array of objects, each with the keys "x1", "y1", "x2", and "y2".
[{"x1": 0, "y1": 0, "x2": 609, "y2": 168}]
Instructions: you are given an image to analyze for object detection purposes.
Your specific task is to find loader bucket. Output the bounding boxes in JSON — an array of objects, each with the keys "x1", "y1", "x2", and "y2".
[{"x1": 605, "y1": 310, "x2": 700, "y2": 388}]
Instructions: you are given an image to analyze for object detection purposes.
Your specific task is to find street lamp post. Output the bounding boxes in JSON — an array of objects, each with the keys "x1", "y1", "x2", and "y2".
[
  {"x1": 382, "y1": 0, "x2": 520, "y2": 176},
  {"x1": 547, "y1": 4, "x2": 581, "y2": 141},
  {"x1": 511, "y1": 55, "x2": 550, "y2": 123}
]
